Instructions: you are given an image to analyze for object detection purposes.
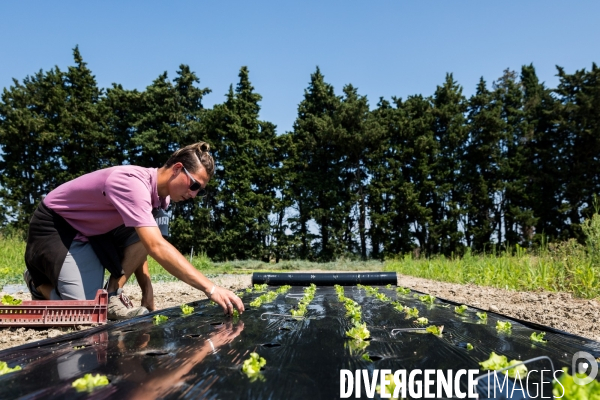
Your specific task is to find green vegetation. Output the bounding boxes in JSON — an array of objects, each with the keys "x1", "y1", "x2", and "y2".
[
  {"x1": 553, "y1": 367, "x2": 600, "y2": 399},
  {"x1": 479, "y1": 352, "x2": 527, "y2": 379},
  {"x1": 2, "y1": 48, "x2": 600, "y2": 264},
  {"x1": 71, "y1": 374, "x2": 109, "y2": 392},
  {"x1": 385, "y1": 241, "x2": 600, "y2": 299},
  {"x1": 345, "y1": 322, "x2": 370, "y2": 341},
  {"x1": 425, "y1": 325, "x2": 444, "y2": 337},
  {"x1": 0, "y1": 361, "x2": 21, "y2": 376},
  {"x1": 496, "y1": 321, "x2": 513, "y2": 333},
  {"x1": 1, "y1": 294, "x2": 22, "y2": 305},
  {"x1": 152, "y1": 315, "x2": 168, "y2": 324},
  {"x1": 290, "y1": 284, "x2": 316, "y2": 317},
  {"x1": 0, "y1": 236, "x2": 26, "y2": 287},
  {"x1": 530, "y1": 332, "x2": 547, "y2": 343},
  {"x1": 454, "y1": 305, "x2": 468, "y2": 315},
  {"x1": 476, "y1": 312, "x2": 488, "y2": 322},
  {"x1": 242, "y1": 352, "x2": 266, "y2": 382},
  {"x1": 180, "y1": 304, "x2": 194, "y2": 315}
]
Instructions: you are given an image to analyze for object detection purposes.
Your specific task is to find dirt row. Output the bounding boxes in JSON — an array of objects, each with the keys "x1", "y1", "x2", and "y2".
[{"x1": 0, "y1": 273, "x2": 597, "y2": 351}]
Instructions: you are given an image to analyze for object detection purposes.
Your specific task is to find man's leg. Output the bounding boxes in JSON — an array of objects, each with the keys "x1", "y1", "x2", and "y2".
[
  {"x1": 104, "y1": 239, "x2": 150, "y2": 320},
  {"x1": 105, "y1": 240, "x2": 155, "y2": 311},
  {"x1": 106, "y1": 241, "x2": 148, "y2": 293},
  {"x1": 50, "y1": 241, "x2": 105, "y2": 300}
]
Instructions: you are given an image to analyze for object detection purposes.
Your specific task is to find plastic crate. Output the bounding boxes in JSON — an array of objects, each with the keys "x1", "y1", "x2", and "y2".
[{"x1": 0, "y1": 289, "x2": 108, "y2": 327}]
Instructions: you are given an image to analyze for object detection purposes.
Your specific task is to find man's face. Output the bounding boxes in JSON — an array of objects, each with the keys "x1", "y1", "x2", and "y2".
[{"x1": 170, "y1": 163, "x2": 209, "y2": 202}]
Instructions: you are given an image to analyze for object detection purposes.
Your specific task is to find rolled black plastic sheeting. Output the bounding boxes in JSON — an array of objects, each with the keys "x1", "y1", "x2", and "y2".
[{"x1": 252, "y1": 272, "x2": 397, "y2": 286}]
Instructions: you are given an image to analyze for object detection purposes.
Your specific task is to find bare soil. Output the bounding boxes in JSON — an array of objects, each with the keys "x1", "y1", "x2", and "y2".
[{"x1": 0, "y1": 273, "x2": 598, "y2": 351}]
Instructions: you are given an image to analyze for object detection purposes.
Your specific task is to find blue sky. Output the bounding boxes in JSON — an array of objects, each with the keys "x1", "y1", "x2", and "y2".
[{"x1": 1, "y1": 1, "x2": 598, "y2": 133}]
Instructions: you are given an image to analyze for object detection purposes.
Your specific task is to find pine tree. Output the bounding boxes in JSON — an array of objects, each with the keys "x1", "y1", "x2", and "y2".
[
  {"x1": 289, "y1": 67, "x2": 344, "y2": 261},
  {"x1": 463, "y1": 78, "x2": 504, "y2": 250},
  {"x1": 431, "y1": 74, "x2": 469, "y2": 255},
  {"x1": 554, "y1": 63, "x2": 600, "y2": 240},
  {"x1": 0, "y1": 66, "x2": 67, "y2": 229},
  {"x1": 204, "y1": 67, "x2": 277, "y2": 261},
  {"x1": 60, "y1": 46, "x2": 106, "y2": 181}
]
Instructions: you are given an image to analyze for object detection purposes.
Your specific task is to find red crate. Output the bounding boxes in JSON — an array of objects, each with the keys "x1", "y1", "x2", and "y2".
[{"x1": 0, "y1": 289, "x2": 108, "y2": 327}]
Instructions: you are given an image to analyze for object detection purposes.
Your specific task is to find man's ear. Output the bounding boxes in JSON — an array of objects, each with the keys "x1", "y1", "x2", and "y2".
[{"x1": 172, "y1": 162, "x2": 183, "y2": 175}]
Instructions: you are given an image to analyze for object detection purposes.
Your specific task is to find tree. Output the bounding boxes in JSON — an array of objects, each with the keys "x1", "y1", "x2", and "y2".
[
  {"x1": 204, "y1": 67, "x2": 277, "y2": 261},
  {"x1": 289, "y1": 67, "x2": 345, "y2": 260},
  {"x1": 0, "y1": 66, "x2": 67, "y2": 230},
  {"x1": 463, "y1": 77, "x2": 504, "y2": 250},
  {"x1": 554, "y1": 63, "x2": 600, "y2": 241},
  {"x1": 430, "y1": 73, "x2": 469, "y2": 255}
]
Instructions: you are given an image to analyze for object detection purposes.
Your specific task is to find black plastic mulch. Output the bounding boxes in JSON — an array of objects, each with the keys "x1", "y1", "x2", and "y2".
[{"x1": 0, "y1": 285, "x2": 598, "y2": 399}]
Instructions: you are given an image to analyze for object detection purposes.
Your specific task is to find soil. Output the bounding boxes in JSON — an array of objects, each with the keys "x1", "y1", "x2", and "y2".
[{"x1": 0, "y1": 273, "x2": 598, "y2": 351}]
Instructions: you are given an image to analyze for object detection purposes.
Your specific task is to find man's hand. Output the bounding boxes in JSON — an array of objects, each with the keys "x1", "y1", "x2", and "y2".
[{"x1": 209, "y1": 286, "x2": 245, "y2": 315}]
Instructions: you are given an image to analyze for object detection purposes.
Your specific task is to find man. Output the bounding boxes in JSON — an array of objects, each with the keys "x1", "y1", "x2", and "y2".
[{"x1": 24, "y1": 142, "x2": 244, "y2": 319}]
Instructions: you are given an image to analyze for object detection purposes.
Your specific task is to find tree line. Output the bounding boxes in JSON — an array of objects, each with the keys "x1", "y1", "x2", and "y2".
[{"x1": 1, "y1": 47, "x2": 600, "y2": 261}]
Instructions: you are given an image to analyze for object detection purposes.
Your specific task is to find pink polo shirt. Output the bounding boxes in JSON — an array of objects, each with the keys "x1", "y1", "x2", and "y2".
[{"x1": 44, "y1": 166, "x2": 170, "y2": 239}]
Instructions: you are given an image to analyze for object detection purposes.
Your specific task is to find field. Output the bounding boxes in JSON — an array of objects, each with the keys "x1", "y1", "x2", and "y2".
[
  {"x1": 3, "y1": 235, "x2": 599, "y2": 300},
  {"x1": 1, "y1": 235, "x2": 599, "y2": 350}
]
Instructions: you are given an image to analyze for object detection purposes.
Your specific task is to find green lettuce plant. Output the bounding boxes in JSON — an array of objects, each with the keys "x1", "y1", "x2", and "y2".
[
  {"x1": 242, "y1": 352, "x2": 266, "y2": 382},
  {"x1": 479, "y1": 352, "x2": 527, "y2": 379},
  {"x1": 496, "y1": 321, "x2": 512, "y2": 333},
  {"x1": 0, "y1": 361, "x2": 21, "y2": 376},
  {"x1": 72, "y1": 373, "x2": 109, "y2": 392},
  {"x1": 180, "y1": 304, "x2": 194, "y2": 315}
]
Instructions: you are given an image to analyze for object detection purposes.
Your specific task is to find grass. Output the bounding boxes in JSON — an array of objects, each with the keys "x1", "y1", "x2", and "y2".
[
  {"x1": 0, "y1": 236, "x2": 27, "y2": 287},
  {"x1": 385, "y1": 241, "x2": 600, "y2": 299},
  {"x1": 2, "y1": 233, "x2": 599, "y2": 299}
]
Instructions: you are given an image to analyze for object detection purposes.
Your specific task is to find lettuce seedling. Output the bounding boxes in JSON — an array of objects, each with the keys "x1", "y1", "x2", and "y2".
[
  {"x1": 362, "y1": 353, "x2": 373, "y2": 362},
  {"x1": 466, "y1": 343, "x2": 474, "y2": 351},
  {"x1": 365, "y1": 286, "x2": 380, "y2": 296},
  {"x1": 275, "y1": 285, "x2": 292, "y2": 294},
  {"x1": 346, "y1": 322, "x2": 371, "y2": 341},
  {"x1": 454, "y1": 305, "x2": 468, "y2": 315},
  {"x1": 345, "y1": 305, "x2": 362, "y2": 322},
  {"x1": 385, "y1": 284, "x2": 392, "y2": 289},
  {"x1": 153, "y1": 315, "x2": 168, "y2": 324},
  {"x1": 553, "y1": 367, "x2": 600, "y2": 399},
  {"x1": 391, "y1": 301, "x2": 404, "y2": 313},
  {"x1": 249, "y1": 291, "x2": 279, "y2": 308},
  {"x1": 180, "y1": 304, "x2": 194, "y2": 315},
  {"x1": 476, "y1": 312, "x2": 488, "y2": 321},
  {"x1": 479, "y1": 352, "x2": 527, "y2": 379},
  {"x1": 530, "y1": 332, "x2": 547, "y2": 343},
  {"x1": 0, "y1": 361, "x2": 21, "y2": 376},
  {"x1": 496, "y1": 320, "x2": 512, "y2": 333},
  {"x1": 397, "y1": 287, "x2": 411, "y2": 295},
  {"x1": 376, "y1": 374, "x2": 398, "y2": 399},
  {"x1": 1, "y1": 295, "x2": 22, "y2": 306},
  {"x1": 426, "y1": 325, "x2": 444, "y2": 336},
  {"x1": 416, "y1": 317, "x2": 429, "y2": 325},
  {"x1": 374, "y1": 292, "x2": 391, "y2": 302},
  {"x1": 242, "y1": 352, "x2": 266, "y2": 382},
  {"x1": 253, "y1": 284, "x2": 268, "y2": 292},
  {"x1": 249, "y1": 298, "x2": 262, "y2": 307},
  {"x1": 348, "y1": 338, "x2": 370, "y2": 353},
  {"x1": 405, "y1": 307, "x2": 419, "y2": 318},
  {"x1": 419, "y1": 294, "x2": 436, "y2": 304},
  {"x1": 72, "y1": 373, "x2": 109, "y2": 392}
]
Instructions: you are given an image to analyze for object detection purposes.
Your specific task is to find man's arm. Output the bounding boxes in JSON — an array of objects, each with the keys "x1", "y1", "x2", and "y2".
[{"x1": 134, "y1": 226, "x2": 244, "y2": 314}]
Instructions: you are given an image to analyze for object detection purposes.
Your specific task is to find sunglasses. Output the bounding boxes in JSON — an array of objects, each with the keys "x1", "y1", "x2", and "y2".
[{"x1": 182, "y1": 167, "x2": 207, "y2": 197}]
